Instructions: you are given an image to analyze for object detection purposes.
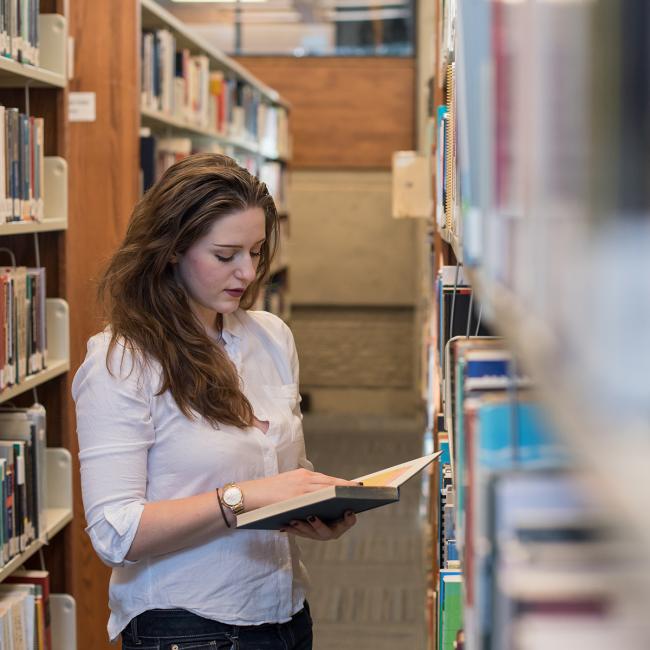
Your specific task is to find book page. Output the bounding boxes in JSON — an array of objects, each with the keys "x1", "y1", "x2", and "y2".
[{"x1": 354, "y1": 452, "x2": 443, "y2": 487}]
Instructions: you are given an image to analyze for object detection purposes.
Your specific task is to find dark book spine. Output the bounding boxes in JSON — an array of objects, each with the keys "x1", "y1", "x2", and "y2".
[
  {"x1": 140, "y1": 135, "x2": 156, "y2": 193},
  {"x1": 28, "y1": 423, "x2": 38, "y2": 538}
]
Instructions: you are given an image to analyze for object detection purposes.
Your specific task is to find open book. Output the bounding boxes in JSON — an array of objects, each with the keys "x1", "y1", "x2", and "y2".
[{"x1": 236, "y1": 452, "x2": 443, "y2": 530}]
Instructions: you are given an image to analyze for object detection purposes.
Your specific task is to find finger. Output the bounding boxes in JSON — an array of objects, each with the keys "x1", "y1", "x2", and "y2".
[
  {"x1": 304, "y1": 516, "x2": 336, "y2": 540},
  {"x1": 330, "y1": 511, "x2": 357, "y2": 538},
  {"x1": 311, "y1": 474, "x2": 362, "y2": 488},
  {"x1": 289, "y1": 519, "x2": 329, "y2": 539},
  {"x1": 282, "y1": 526, "x2": 321, "y2": 540}
]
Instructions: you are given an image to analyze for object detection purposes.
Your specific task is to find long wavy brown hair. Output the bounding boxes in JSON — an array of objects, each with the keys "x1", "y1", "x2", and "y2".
[{"x1": 99, "y1": 153, "x2": 279, "y2": 428}]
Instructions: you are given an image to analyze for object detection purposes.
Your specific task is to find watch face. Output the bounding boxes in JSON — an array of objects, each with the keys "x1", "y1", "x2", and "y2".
[{"x1": 223, "y1": 486, "x2": 242, "y2": 507}]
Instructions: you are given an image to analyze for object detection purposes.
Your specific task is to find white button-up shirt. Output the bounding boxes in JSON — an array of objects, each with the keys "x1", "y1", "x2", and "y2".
[{"x1": 72, "y1": 309, "x2": 313, "y2": 641}]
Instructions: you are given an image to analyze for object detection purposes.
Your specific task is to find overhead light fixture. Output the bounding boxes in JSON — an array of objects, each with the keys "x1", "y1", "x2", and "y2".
[
  {"x1": 171, "y1": 1, "x2": 268, "y2": 4},
  {"x1": 171, "y1": 0, "x2": 267, "y2": 4}
]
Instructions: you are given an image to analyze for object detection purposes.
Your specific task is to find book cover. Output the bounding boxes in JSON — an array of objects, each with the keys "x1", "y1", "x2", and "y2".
[{"x1": 237, "y1": 452, "x2": 442, "y2": 530}]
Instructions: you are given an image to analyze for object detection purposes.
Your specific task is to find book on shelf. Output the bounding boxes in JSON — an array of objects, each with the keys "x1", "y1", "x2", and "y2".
[
  {"x1": 5, "y1": 569, "x2": 51, "y2": 650},
  {"x1": 237, "y1": 452, "x2": 442, "y2": 530},
  {"x1": 0, "y1": 404, "x2": 47, "y2": 565},
  {"x1": 444, "y1": 63, "x2": 457, "y2": 234},
  {"x1": 436, "y1": 266, "x2": 490, "y2": 369},
  {"x1": 140, "y1": 27, "x2": 290, "y2": 154},
  {"x1": 0, "y1": 581, "x2": 50, "y2": 650},
  {"x1": 0, "y1": 0, "x2": 41, "y2": 66},
  {"x1": 435, "y1": 331, "x2": 622, "y2": 649},
  {"x1": 0, "y1": 266, "x2": 47, "y2": 390},
  {"x1": 0, "y1": 106, "x2": 45, "y2": 224},
  {"x1": 437, "y1": 568, "x2": 462, "y2": 650},
  {"x1": 139, "y1": 131, "x2": 273, "y2": 198}
]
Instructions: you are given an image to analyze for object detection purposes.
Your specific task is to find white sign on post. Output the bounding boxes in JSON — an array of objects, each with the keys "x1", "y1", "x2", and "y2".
[{"x1": 68, "y1": 92, "x2": 96, "y2": 123}]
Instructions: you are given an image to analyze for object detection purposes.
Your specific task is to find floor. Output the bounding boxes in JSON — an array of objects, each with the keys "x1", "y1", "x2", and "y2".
[{"x1": 299, "y1": 414, "x2": 428, "y2": 650}]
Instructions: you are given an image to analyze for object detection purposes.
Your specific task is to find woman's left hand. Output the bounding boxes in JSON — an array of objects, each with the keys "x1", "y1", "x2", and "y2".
[{"x1": 280, "y1": 511, "x2": 357, "y2": 541}]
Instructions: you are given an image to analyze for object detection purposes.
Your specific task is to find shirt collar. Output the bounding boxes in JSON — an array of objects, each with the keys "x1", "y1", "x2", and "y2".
[{"x1": 221, "y1": 310, "x2": 242, "y2": 346}]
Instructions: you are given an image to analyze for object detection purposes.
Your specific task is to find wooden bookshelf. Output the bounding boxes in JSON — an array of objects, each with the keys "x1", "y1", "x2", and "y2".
[
  {"x1": 426, "y1": 1, "x2": 650, "y2": 647},
  {"x1": 140, "y1": 0, "x2": 288, "y2": 110},
  {"x1": 0, "y1": 14, "x2": 67, "y2": 88},
  {"x1": 141, "y1": 106, "x2": 261, "y2": 154},
  {"x1": 139, "y1": 0, "x2": 293, "y2": 322},
  {"x1": 0, "y1": 57, "x2": 64, "y2": 88},
  {"x1": 0, "y1": 448, "x2": 73, "y2": 582},
  {"x1": 0, "y1": 10, "x2": 75, "y2": 648}
]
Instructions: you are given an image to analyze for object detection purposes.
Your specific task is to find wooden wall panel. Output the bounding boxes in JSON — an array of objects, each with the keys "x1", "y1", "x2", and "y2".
[
  {"x1": 235, "y1": 57, "x2": 415, "y2": 169},
  {"x1": 66, "y1": 1, "x2": 139, "y2": 648}
]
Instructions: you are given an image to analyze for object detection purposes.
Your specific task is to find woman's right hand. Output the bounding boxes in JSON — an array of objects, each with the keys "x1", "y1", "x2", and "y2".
[{"x1": 239, "y1": 468, "x2": 359, "y2": 511}]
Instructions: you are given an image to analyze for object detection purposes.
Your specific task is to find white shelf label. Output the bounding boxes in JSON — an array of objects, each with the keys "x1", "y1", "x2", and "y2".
[{"x1": 69, "y1": 92, "x2": 96, "y2": 123}]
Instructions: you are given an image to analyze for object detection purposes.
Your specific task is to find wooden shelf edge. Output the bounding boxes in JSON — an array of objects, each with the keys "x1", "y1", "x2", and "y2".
[
  {"x1": 0, "y1": 507, "x2": 73, "y2": 583},
  {"x1": 0, "y1": 56, "x2": 66, "y2": 88},
  {"x1": 44, "y1": 508, "x2": 74, "y2": 542},
  {"x1": 0, "y1": 359, "x2": 70, "y2": 406},
  {"x1": 0, "y1": 219, "x2": 67, "y2": 235},
  {"x1": 141, "y1": 107, "x2": 273, "y2": 157}
]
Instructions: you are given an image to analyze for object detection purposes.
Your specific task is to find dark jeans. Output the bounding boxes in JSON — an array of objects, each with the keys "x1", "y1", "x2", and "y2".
[{"x1": 121, "y1": 603, "x2": 313, "y2": 650}]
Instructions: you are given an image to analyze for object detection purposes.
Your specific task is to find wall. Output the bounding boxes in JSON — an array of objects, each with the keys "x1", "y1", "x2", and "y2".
[
  {"x1": 289, "y1": 170, "x2": 415, "y2": 306},
  {"x1": 237, "y1": 56, "x2": 419, "y2": 413},
  {"x1": 235, "y1": 57, "x2": 415, "y2": 169},
  {"x1": 289, "y1": 169, "x2": 417, "y2": 414}
]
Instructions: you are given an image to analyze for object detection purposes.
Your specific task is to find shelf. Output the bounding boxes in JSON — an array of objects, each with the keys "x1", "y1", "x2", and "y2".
[
  {"x1": 0, "y1": 219, "x2": 67, "y2": 235},
  {"x1": 140, "y1": 0, "x2": 288, "y2": 109},
  {"x1": 44, "y1": 507, "x2": 73, "y2": 540},
  {"x1": 141, "y1": 106, "x2": 281, "y2": 158},
  {"x1": 0, "y1": 359, "x2": 69, "y2": 405},
  {"x1": 0, "y1": 298, "x2": 70, "y2": 405},
  {"x1": 44, "y1": 447, "x2": 73, "y2": 540},
  {"x1": 51, "y1": 594, "x2": 77, "y2": 650},
  {"x1": 0, "y1": 15, "x2": 67, "y2": 89},
  {"x1": 0, "y1": 157, "x2": 68, "y2": 235},
  {"x1": 0, "y1": 447, "x2": 72, "y2": 582}
]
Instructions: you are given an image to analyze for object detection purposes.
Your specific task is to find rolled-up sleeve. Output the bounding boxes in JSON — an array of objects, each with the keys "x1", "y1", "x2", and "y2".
[{"x1": 72, "y1": 334, "x2": 155, "y2": 567}]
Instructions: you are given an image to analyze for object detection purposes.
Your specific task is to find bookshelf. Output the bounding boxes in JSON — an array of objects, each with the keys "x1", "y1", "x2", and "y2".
[
  {"x1": 0, "y1": 14, "x2": 66, "y2": 88},
  {"x1": 0, "y1": 448, "x2": 72, "y2": 583},
  {"x1": 0, "y1": 156, "x2": 68, "y2": 234},
  {"x1": 0, "y1": 1, "x2": 76, "y2": 646},
  {"x1": 139, "y1": 0, "x2": 292, "y2": 322},
  {"x1": 423, "y1": 0, "x2": 650, "y2": 648}
]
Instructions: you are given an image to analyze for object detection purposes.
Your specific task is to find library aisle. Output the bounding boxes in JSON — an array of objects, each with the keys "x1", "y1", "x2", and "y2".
[
  {"x1": 301, "y1": 414, "x2": 427, "y2": 650},
  {"x1": 2, "y1": 0, "x2": 642, "y2": 649}
]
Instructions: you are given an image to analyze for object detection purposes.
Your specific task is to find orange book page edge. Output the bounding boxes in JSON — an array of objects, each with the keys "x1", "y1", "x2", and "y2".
[{"x1": 360, "y1": 467, "x2": 411, "y2": 487}]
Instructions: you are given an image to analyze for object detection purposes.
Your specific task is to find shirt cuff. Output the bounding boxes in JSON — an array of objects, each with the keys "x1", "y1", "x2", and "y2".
[{"x1": 86, "y1": 501, "x2": 145, "y2": 568}]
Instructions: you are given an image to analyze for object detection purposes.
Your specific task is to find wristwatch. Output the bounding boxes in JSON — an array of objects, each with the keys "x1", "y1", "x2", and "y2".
[{"x1": 220, "y1": 483, "x2": 245, "y2": 516}]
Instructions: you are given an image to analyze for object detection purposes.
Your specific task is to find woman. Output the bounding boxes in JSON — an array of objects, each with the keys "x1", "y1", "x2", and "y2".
[{"x1": 72, "y1": 153, "x2": 358, "y2": 649}]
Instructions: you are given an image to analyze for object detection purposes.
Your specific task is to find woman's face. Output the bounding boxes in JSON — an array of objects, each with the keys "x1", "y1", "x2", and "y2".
[{"x1": 176, "y1": 206, "x2": 266, "y2": 332}]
